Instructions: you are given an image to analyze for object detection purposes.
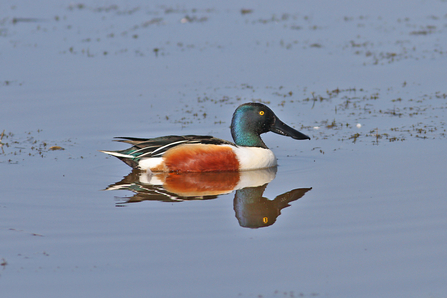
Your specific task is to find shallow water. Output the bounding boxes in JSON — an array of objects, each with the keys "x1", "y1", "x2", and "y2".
[{"x1": 1, "y1": 1, "x2": 447, "y2": 297}]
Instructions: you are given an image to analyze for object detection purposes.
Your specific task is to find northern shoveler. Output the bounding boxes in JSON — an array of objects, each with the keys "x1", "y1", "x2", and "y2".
[{"x1": 101, "y1": 102, "x2": 310, "y2": 172}]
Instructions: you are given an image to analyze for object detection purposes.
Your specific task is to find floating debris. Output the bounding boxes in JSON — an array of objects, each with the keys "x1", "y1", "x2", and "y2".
[
  {"x1": 241, "y1": 9, "x2": 253, "y2": 15},
  {"x1": 48, "y1": 146, "x2": 64, "y2": 151},
  {"x1": 0, "y1": 130, "x2": 75, "y2": 163}
]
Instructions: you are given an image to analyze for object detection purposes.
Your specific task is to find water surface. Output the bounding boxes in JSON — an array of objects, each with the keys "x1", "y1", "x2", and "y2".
[{"x1": 1, "y1": 1, "x2": 447, "y2": 297}]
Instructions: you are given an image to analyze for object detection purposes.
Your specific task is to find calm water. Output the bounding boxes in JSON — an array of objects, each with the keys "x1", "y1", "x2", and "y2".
[{"x1": 1, "y1": 1, "x2": 447, "y2": 297}]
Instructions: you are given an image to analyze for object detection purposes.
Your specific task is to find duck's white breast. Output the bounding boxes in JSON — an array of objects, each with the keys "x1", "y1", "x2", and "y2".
[{"x1": 231, "y1": 146, "x2": 277, "y2": 170}]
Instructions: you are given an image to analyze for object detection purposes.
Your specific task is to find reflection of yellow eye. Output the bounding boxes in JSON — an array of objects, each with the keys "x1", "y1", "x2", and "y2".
[
  {"x1": 259, "y1": 111, "x2": 265, "y2": 116},
  {"x1": 262, "y1": 217, "x2": 268, "y2": 224}
]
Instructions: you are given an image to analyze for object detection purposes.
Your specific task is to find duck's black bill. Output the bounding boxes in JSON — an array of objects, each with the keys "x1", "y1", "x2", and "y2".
[{"x1": 270, "y1": 119, "x2": 311, "y2": 140}]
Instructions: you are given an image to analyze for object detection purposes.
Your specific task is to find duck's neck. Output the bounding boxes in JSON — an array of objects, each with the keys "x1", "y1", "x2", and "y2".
[
  {"x1": 232, "y1": 131, "x2": 267, "y2": 148},
  {"x1": 231, "y1": 120, "x2": 267, "y2": 148}
]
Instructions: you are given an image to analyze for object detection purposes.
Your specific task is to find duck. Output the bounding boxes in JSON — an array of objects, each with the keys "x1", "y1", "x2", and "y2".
[{"x1": 101, "y1": 102, "x2": 310, "y2": 172}]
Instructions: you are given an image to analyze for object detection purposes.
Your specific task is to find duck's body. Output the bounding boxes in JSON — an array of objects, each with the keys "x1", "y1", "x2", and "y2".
[
  {"x1": 102, "y1": 135, "x2": 277, "y2": 172},
  {"x1": 101, "y1": 103, "x2": 310, "y2": 172}
]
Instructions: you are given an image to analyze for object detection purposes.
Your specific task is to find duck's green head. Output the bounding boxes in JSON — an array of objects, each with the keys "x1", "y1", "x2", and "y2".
[{"x1": 230, "y1": 102, "x2": 310, "y2": 148}]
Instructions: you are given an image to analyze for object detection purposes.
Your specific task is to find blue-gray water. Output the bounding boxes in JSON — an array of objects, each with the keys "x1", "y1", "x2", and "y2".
[{"x1": 1, "y1": 1, "x2": 447, "y2": 297}]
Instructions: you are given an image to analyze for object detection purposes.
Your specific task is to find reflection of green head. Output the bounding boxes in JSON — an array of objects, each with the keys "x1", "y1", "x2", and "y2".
[
  {"x1": 234, "y1": 185, "x2": 313, "y2": 229},
  {"x1": 233, "y1": 185, "x2": 278, "y2": 229}
]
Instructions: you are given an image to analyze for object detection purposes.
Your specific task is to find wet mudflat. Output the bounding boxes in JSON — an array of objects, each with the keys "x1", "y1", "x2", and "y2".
[{"x1": 1, "y1": 1, "x2": 447, "y2": 297}]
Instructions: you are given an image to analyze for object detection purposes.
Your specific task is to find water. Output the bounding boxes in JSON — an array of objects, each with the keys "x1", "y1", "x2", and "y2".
[{"x1": 1, "y1": 1, "x2": 447, "y2": 297}]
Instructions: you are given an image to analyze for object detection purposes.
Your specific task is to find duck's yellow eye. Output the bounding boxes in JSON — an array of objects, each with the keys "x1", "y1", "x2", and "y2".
[
  {"x1": 262, "y1": 217, "x2": 268, "y2": 224},
  {"x1": 259, "y1": 111, "x2": 265, "y2": 116}
]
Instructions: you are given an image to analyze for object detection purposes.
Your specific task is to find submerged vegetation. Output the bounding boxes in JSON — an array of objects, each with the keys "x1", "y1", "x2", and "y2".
[{"x1": 1, "y1": 3, "x2": 445, "y2": 156}]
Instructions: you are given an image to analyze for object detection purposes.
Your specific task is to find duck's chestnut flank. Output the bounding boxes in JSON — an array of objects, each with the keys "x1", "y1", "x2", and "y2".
[{"x1": 163, "y1": 144, "x2": 240, "y2": 172}]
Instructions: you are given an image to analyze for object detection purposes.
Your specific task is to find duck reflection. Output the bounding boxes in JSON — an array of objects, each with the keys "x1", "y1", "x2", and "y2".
[
  {"x1": 106, "y1": 168, "x2": 312, "y2": 228},
  {"x1": 234, "y1": 184, "x2": 311, "y2": 228}
]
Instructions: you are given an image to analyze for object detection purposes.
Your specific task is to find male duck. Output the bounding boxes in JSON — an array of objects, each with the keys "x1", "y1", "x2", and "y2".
[{"x1": 101, "y1": 102, "x2": 310, "y2": 172}]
